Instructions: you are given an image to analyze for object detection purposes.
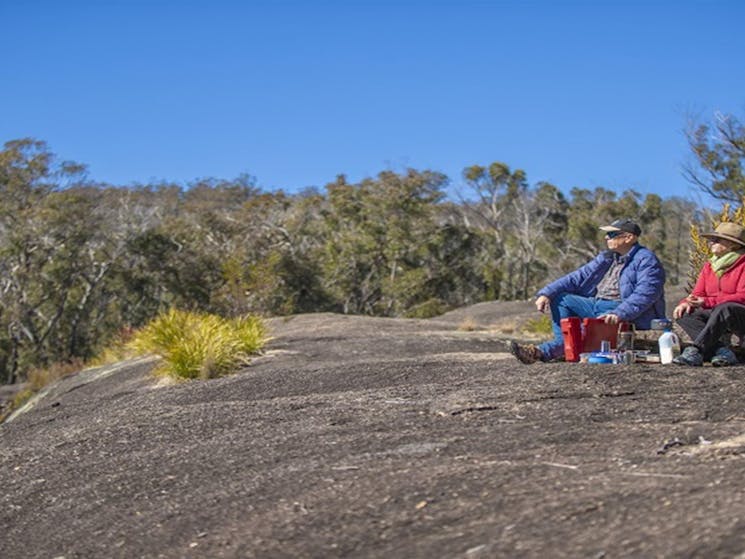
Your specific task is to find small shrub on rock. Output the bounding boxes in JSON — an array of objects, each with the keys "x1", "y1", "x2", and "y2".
[
  {"x1": 130, "y1": 309, "x2": 268, "y2": 380},
  {"x1": 522, "y1": 314, "x2": 553, "y2": 336}
]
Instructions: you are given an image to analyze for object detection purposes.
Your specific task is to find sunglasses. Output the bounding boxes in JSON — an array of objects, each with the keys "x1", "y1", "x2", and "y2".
[{"x1": 605, "y1": 231, "x2": 626, "y2": 239}]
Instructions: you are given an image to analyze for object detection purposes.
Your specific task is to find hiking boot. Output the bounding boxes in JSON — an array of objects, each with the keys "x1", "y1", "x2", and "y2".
[
  {"x1": 510, "y1": 341, "x2": 544, "y2": 364},
  {"x1": 672, "y1": 346, "x2": 703, "y2": 367},
  {"x1": 711, "y1": 347, "x2": 738, "y2": 367}
]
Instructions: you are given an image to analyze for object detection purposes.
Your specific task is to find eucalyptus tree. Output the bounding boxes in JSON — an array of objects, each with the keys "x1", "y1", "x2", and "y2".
[
  {"x1": 459, "y1": 162, "x2": 528, "y2": 300},
  {"x1": 564, "y1": 187, "x2": 640, "y2": 266},
  {"x1": 125, "y1": 179, "x2": 258, "y2": 316},
  {"x1": 320, "y1": 169, "x2": 447, "y2": 316},
  {"x1": 460, "y1": 162, "x2": 526, "y2": 243},
  {"x1": 636, "y1": 193, "x2": 665, "y2": 254},
  {"x1": 220, "y1": 188, "x2": 331, "y2": 316},
  {"x1": 424, "y1": 202, "x2": 488, "y2": 311},
  {"x1": 684, "y1": 111, "x2": 745, "y2": 202},
  {"x1": 507, "y1": 182, "x2": 569, "y2": 299},
  {"x1": 658, "y1": 197, "x2": 703, "y2": 286},
  {"x1": 70, "y1": 186, "x2": 165, "y2": 350},
  {"x1": 321, "y1": 175, "x2": 378, "y2": 314},
  {"x1": 0, "y1": 139, "x2": 88, "y2": 381}
]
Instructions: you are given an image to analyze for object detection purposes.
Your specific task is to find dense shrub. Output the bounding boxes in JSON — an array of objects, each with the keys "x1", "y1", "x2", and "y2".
[{"x1": 130, "y1": 309, "x2": 268, "y2": 380}]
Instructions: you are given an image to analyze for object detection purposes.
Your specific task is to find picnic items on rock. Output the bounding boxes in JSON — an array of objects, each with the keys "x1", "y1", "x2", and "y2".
[
  {"x1": 562, "y1": 317, "x2": 676, "y2": 365},
  {"x1": 560, "y1": 317, "x2": 632, "y2": 362},
  {"x1": 653, "y1": 319, "x2": 680, "y2": 365}
]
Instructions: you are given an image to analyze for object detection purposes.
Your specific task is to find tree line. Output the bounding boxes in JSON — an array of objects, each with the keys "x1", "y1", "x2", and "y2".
[{"x1": 2, "y1": 111, "x2": 742, "y2": 384}]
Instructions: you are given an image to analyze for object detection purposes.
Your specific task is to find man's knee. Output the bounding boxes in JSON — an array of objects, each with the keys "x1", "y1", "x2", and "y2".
[{"x1": 555, "y1": 293, "x2": 591, "y2": 312}]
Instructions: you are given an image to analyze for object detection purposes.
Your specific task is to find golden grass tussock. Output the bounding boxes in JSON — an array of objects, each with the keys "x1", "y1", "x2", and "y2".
[
  {"x1": 129, "y1": 309, "x2": 268, "y2": 380},
  {"x1": 483, "y1": 315, "x2": 552, "y2": 340},
  {"x1": 522, "y1": 314, "x2": 553, "y2": 336},
  {"x1": 457, "y1": 317, "x2": 479, "y2": 332},
  {"x1": 25, "y1": 360, "x2": 85, "y2": 392}
]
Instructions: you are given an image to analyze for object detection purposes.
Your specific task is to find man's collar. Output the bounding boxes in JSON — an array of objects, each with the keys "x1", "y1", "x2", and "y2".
[{"x1": 615, "y1": 242, "x2": 639, "y2": 258}]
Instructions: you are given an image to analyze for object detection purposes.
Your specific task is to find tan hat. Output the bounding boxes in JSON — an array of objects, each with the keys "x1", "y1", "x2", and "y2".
[{"x1": 702, "y1": 222, "x2": 745, "y2": 247}]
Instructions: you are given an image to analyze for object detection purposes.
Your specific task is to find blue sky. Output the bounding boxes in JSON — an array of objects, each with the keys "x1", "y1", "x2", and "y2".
[{"x1": 2, "y1": 0, "x2": 743, "y2": 202}]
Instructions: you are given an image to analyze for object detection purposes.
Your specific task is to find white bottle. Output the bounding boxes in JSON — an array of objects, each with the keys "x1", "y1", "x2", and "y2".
[{"x1": 659, "y1": 329, "x2": 680, "y2": 365}]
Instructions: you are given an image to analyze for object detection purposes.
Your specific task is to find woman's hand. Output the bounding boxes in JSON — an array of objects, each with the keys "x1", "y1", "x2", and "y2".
[
  {"x1": 686, "y1": 295, "x2": 704, "y2": 307},
  {"x1": 674, "y1": 294, "x2": 704, "y2": 319},
  {"x1": 673, "y1": 302, "x2": 693, "y2": 319}
]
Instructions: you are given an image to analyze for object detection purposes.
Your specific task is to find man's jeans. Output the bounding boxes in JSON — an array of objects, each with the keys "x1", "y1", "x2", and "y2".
[{"x1": 538, "y1": 293, "x2": 621, "y2": 360}]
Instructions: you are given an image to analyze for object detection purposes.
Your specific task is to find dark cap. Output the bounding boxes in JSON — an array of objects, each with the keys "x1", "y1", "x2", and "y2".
[{"x1": 599, "y1": 218, "x2": 641, "y2": 236}]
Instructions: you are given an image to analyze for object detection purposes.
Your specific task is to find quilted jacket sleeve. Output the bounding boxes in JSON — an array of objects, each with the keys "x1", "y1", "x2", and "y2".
[
  {"x1": 537, "y1": 253, "x2": 610, "y2": 300},
  {"x1": 610, "y1": 247, "x2": 666, "y2": 322}
]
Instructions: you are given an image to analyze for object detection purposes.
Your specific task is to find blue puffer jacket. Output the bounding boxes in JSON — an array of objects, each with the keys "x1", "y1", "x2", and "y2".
[{"x1": 536, "y1": 244, "x2": 666, "y2": 329}]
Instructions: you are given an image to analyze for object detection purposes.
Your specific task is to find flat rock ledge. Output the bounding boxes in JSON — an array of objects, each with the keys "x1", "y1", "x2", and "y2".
[{"x1": 2, "y1": 309, "x2": 745, "y2": 558}]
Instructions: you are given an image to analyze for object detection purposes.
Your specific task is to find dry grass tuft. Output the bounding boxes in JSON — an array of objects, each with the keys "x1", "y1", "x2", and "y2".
[
  {"x1": 88, "y1": 327, "x2": 138, "y2": 367},
  {"x1": 457, "y1": 317, "x2": 479, "y2": 332},
  {"x1": 26, "y1": 360, "x2": 84, "y2": 392},
  {"x1": 522, "y1": 314, "x2": 553, "y2": 336},
  {"x1": 129, "y1": 309, "x2": 268, "y2": 380}
]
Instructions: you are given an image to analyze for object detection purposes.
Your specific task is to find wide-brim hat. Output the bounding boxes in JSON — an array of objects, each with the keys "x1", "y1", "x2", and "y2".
[
  {"x1": 599, "y1": 218, "x2": 641, "y2": 236},
  {"x1": 702, "y1": 222, "x2": 745, "y2": 247}
]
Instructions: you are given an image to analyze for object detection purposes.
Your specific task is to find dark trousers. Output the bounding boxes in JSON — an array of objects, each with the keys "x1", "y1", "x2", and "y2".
[{"x1": 676, "y1": 302, "x2": 745, "y2": 359}]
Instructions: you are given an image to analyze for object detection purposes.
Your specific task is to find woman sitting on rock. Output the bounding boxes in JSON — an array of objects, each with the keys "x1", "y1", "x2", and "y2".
[{"x1": 673, "y1": 222, "x2": 745, "y2": 367}]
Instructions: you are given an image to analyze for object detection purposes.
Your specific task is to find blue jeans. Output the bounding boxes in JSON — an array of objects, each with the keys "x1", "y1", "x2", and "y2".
[{"x1": 538, "y1": 293, "x2": 621, "y2": 360}]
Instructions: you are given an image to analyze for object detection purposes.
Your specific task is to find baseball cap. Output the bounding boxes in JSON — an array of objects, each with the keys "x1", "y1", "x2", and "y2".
[{"x1": 599, "y1": 218, "x2": 641, "y2": 236}]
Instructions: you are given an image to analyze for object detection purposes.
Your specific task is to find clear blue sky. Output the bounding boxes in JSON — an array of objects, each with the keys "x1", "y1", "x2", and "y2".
[{"x1": 2, "y1": 0, "x2": 743, "y2": 202}]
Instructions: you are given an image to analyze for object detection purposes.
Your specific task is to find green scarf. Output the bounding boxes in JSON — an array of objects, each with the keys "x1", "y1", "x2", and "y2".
[{"x1": 710, "y1": 249, "x2": 745, "y2": 277}]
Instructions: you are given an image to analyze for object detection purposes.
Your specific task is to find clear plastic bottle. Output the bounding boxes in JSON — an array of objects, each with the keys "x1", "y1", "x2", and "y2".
[{"x1": 658, "y1": 328, "x2": 680, "y2": 365}]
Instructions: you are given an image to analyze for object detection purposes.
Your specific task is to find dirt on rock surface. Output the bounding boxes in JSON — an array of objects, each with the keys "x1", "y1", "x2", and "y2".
[{"x1": 2, "y1": 303, "x2": 745, "y2": 558}]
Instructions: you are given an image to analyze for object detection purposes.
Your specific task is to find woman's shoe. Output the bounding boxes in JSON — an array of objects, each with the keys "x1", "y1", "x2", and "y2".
[
  {"x1": 672, "y1": 346, "x2": 703, "y2": 366},
  {"x1": 711, "y1": 347, "x2": 738, "y2": 367}
]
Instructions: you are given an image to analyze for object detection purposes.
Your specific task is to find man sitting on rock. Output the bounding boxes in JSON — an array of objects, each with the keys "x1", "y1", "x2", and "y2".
[{"x1": 510, "y1": 218, "x2": 667, "y2": 364}]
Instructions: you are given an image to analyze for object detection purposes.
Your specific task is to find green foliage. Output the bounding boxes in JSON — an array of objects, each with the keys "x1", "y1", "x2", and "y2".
[
  {"x1": 522, "y1": 314, "x2": 553, "y2": 336},
  {"x1": 129, "y1": 309, "x2": 267, "y2": 380},
  {"x1": 0, "y1": 132, "x2": 730, "y2": 385},
  {"x1": 319, "y1": 170, "x2": 447, "y2": 316},
  {"x1": 685, "y1": 111, "x2": 745, "y2": 202},
  {"x1": 402, "y1": 298, "x2": 449, "y2": 319}
]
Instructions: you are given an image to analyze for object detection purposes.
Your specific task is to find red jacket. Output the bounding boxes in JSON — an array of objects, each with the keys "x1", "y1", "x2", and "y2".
[{"x1": 684, "y1": 254, "x2": 745, "y2": 308}]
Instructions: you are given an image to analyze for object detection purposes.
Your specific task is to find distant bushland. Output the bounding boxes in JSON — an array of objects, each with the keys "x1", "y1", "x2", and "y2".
[{"x1": 5, "y1": 111, "x2": 744, "y2": 386}]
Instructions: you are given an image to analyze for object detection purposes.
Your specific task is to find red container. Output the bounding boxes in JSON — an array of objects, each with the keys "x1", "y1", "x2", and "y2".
[
  {"x1": 561, "y1": 317, "x2": 630, "y2": 362},
  {"x1": 561, "y1": 317, "x2": 583, "y2": 362}
]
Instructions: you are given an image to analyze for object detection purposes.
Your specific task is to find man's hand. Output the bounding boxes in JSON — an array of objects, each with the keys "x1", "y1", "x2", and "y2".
[
  {"x1": 535, "y1": 295, "x2": 550, "y2": 314},
  {"x1": 599, "y1": 313, "x2": 620, "y2": 325}
]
